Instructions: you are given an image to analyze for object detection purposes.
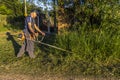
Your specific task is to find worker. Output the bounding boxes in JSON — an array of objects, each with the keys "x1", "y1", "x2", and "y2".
[{"x1": 17, "y1": 10, "x2": 45, "y2": 58}]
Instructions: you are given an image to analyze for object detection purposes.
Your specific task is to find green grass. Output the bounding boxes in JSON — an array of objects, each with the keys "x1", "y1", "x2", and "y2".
[
  {"x1": 0, "y1": 26, "x2": 8, "y2": 32},
  {"x1": 0, "y1": 25, "x2": 119, "y2": 78},
  {"x1": 0, "y1": 30, "x2": 62, "y2": 76},
  {"x1": 50, "y1": 28, "x2": 120, "y2": 77}
]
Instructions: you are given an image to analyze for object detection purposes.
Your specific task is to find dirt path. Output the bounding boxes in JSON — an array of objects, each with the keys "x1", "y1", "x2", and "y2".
[{"x1": 0, "y1": 74, "x2": 119, "y2": 80}]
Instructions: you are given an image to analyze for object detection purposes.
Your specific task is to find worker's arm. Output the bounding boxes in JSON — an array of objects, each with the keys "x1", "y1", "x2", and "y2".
[
  {"x1": 28, "y1": 22, "x2": 35, "y2": 34},
  {"x1": 34, "y1": 24, "x2": 45, "y2": 36}
]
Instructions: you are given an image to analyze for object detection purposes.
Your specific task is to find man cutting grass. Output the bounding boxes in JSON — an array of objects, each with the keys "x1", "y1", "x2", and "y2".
[{"x1": 17, "y1": 10, "x2": 45, "y2": 58}]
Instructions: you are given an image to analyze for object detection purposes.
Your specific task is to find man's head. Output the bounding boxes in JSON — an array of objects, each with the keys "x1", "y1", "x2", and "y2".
[{"x1": 30, "y1": 10, "x2": 39, "y2": 18}]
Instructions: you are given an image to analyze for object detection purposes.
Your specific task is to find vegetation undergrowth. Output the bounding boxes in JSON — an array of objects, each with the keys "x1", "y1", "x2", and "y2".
[{"x1": 0, "y1": 0, "x2": 120, "y2": 79}]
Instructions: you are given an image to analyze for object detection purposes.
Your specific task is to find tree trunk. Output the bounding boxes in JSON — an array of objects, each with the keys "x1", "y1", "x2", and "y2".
[{"x1": 53, "y1": 0, "x2": 58, "y2": 33}]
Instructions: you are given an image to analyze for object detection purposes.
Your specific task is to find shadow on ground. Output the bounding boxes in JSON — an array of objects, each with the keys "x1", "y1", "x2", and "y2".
[{"x1": 6, "y1": 32, "x2": 21, "y2": 56}]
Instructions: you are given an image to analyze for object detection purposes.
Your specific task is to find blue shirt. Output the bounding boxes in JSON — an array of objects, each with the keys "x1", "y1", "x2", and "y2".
[{"x1": 25, "y1": 16, "x2": 35, "y2": 33}]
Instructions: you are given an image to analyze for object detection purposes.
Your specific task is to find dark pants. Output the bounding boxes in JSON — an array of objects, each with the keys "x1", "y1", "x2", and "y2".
[{"x1": 17, "y1": 30, "x2": 35, "y2": 58}]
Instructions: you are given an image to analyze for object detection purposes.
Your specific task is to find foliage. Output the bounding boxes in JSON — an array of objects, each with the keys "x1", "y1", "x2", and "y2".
[
  {"x1": 0, "y1": 4, "x2": 13, "y2": 15},
  {"x1": 0, "y1": 0, "x2": 43, "y2": 30},
  {"x1": 44, "y1": 0, "x2": 120, "y2": 76},
  {"x1": 0, "y1": 0, "x2": 120, "y2": 78},
  {"x1": 0, "y1": 0, "x2": 24, "y2": 16}
]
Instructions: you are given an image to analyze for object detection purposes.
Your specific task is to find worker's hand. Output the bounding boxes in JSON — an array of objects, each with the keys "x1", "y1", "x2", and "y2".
[
  {"x1": 41, "y1": 32, "x2": 45, "y2": 36},
  {"x1": 35, "y1": 32, "x2": 38, "y2": 37},
  {"x1": 31, "y1": 33, "x2": 36, "y2": 40}
]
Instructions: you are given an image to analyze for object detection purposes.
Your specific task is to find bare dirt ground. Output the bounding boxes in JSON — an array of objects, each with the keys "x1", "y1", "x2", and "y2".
[{"x1": 0, "y1": 74, "x2": 119, "y2": 80}]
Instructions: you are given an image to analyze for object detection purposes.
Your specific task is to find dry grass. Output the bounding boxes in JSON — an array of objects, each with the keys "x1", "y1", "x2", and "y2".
[{"x1": 0, "y1": 73, "x2": 119, "y2": 80}]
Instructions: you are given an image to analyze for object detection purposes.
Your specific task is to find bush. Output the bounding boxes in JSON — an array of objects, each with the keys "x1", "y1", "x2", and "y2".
[{"x1": 44, "y1": 1, "x2": 120, "y2": 76}]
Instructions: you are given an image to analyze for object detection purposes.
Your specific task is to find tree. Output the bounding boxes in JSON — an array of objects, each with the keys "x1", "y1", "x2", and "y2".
[{"x1": 0, "y1": 0, "x2": 24, "y2": 16}]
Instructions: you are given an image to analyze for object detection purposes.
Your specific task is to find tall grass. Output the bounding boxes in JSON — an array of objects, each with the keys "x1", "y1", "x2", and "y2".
[
  {"x1": 46, "y1": 1, "x2": 120, "y2": 76},
  {"x1": 0, "y1": 14, "x2": 8, "y2": 32},
  {"x1": 47, "y1": 24, "x2": 119, "y2": 76}
]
